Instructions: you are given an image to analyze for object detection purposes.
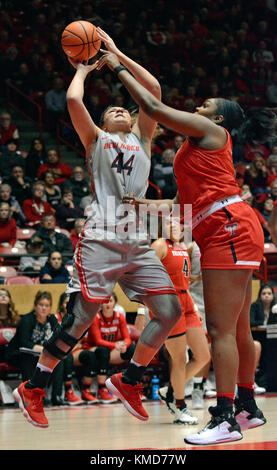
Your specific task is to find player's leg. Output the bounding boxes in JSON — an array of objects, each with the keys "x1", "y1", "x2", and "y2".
[
  {"x1": 185, "y1": 326, "x2": 211, "y2": 384},
  {"x1": 185, "y1": 268, "x2": 250, "y2": 445},
  {"x1": 165, "y1": 334, "x2": 198, "y2": 424},
  {"x1": 106, "y1": 292, "x2": 182, "y2": 420},
  {"x1": 13, "y1": 292, "x2": 101, "y2": 427},
  {"x1": 235, "y1": 275, "x2": 266, "y2": 430}
]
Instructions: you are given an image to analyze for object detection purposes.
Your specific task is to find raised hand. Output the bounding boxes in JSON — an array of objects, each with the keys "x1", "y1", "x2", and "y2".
[
  {"x1": 96, "y1": 50, "x2": 121, "y2": 71},
  {"x1": 67, "y1": 56, "x2": 99, "y2": 74},
  {"x1": 96, "y1": 27, "x2": 119, "y2": 55}
]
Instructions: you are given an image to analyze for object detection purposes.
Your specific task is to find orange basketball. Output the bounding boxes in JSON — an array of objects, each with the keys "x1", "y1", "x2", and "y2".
[{"x1": 61, "y1": 20, "x2": 101, "y2": 61}]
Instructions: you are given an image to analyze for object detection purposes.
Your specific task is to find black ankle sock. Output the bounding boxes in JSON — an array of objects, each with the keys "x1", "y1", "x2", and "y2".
[
  {"x1": 217, "y1": 395, "x2": 234, "y2": 409},
  {"x1": 237, "y1": 385, "x2": 254, "y2": 402},
  {"x1": 176, "y1": 398, "x2": 186, "y2": 409},
  {"x1": 122, "y1": 363, "x2": 146, "y2": 385},
  {"x1": 25, "y1": 367, "x2": 52, "y2": 390}
]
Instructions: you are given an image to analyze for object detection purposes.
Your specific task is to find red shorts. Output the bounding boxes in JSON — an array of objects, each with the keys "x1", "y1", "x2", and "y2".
[{"x1": 193, "y1": 202, "x2": 264, "y2": 270}]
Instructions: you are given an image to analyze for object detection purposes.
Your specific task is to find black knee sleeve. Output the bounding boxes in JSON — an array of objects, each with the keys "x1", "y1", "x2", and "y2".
[
  {"x1": 120, "y1": 343, "x2": 136, "y2": 361},
  {"x1": 44, "y1": 292, "x2": 85, "y2": 360},
  {"x1": 63, "y1": 352, "x2": 74, "y2": 381},
  {"x1": 94, "y1": 346, "x2": 110, "y2": 375},
  {"x1": 78, "y1": 350, "x2": 98, "y2": 377}
]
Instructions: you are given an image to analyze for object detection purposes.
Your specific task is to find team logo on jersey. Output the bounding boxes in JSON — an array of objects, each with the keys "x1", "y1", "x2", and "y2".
[{"x1": 225, "y1": 222, "x2": 238, "y2": 237}]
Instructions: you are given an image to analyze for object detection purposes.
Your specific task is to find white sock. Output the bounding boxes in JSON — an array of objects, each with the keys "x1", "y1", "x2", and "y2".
[
  {"x1": 193, "y1": 377, "x2": 203, "y2": 384},
  {"x1": 37, "y1": 363, "x2": 53, "y2": 373},
  {"x1": 130, "y1": 359, "x2": 144, "y2": 368}
]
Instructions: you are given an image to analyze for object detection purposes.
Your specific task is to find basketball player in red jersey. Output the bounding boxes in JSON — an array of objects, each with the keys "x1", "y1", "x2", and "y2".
[
  {"x1": 95, "y1": 46, "x2": 277, "y2": 444},
  {"x1": 151, "y1": 218, "x2": 210, "y2": 425}
]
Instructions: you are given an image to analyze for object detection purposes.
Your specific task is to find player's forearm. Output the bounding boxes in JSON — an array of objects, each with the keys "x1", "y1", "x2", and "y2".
[
  {"x1": 117, "y1": 69, "x2": 162, "y2": 117},
  {"x1": 66, "y1": 68, "x2": 88, "y2": 101},
  {"x1": 117, "y1": 52, "x2": 161, "y2": 99}
]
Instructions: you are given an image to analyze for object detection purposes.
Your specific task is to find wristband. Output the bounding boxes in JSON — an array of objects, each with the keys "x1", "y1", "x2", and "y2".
[
  {"x1": 137, "y1": 306, "x2": 146, "y2": 316},
  {"x1": 114, "y1": 65, "x2": 127, "y2": 75}
]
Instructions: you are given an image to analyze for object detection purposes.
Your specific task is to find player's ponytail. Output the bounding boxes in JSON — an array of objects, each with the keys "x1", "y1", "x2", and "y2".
[{"x1": 215, "y1": 98, "x2": 245, "y2": 132}]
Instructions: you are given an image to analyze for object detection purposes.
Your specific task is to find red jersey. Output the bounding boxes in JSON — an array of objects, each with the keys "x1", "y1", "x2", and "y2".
[
  {"x1": 173, "y1": 131, "x2": 240, "y2": 218},
  {"x1": 83, "y1": 310, "x2": 132, "y2": 351},
  {"x1": 162, "y1": 240, "x2": 190, "y2": 292}
]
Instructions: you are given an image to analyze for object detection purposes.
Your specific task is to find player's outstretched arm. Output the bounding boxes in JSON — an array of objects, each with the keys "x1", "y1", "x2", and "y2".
[
  {"x1": 96, "y1": 27, "x2": 161, "y2": 99},
  {"x1": 66, "y1": 59, "x2": 101, "y2": 152},
  {"x1": 97, "y1": 52, "x2": 221, "y2": 140}
]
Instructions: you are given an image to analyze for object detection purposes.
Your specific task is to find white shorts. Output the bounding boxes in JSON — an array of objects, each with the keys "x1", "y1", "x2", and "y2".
[{"x1": 66, "y1": 231, "x2": 176, "y2": 303}]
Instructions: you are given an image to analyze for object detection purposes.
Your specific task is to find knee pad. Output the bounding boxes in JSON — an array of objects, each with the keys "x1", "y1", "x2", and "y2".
[
  {"x1": 120, "y1": 343, "x2": 135, "y2": 361},
  {"x1": 78, "y1": 350, "x2": 98, "y2": 377},
  {"x1": 44, "y1": 292, "x2": 97, "y2": 360},
  {"x1": 94, "y1": 346, "x2": 110, "y2": 375}
]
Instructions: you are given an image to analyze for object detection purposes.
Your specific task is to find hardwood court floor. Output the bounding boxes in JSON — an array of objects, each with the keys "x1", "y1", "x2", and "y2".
[{"x1": 1, "y1": 395, "x2": 277, "y2": 451}]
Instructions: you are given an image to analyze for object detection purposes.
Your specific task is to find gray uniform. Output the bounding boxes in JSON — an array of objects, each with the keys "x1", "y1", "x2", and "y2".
[{"x1": 66, "y1": 130, "x2": 175, "y2": 303}]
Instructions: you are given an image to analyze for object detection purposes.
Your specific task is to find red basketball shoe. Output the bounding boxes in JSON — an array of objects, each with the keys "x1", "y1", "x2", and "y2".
[
  {"x1": 13, "y1": 381, "x2": 48, "y2": 428},
  {"x1": 106, "y1": 373, "x2": 148, "y2": 421}
]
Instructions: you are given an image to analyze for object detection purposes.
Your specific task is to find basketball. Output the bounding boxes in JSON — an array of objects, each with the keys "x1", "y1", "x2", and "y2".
[{"x1": 61, "y1": 20, "x2": 101, "y2": 62}]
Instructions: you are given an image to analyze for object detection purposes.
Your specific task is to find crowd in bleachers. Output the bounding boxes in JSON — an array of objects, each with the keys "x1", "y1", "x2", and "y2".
[{"x1": 1, "y1": 0, "x2": 277, "y2": 405}]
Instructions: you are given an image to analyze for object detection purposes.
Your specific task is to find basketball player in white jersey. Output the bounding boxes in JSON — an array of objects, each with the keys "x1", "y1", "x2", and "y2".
[{"x1": 13, "y1": 29, "x2": 182, "y2": 427}]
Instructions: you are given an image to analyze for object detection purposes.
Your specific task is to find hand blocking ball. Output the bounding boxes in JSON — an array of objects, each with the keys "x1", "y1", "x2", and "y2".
[{"x1": 61, "y1": 20, "x2": 101, "y2": 62}]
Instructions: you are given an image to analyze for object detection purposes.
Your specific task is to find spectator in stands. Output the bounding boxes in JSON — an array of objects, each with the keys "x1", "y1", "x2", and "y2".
[
  {"x1": 13, "y1": 62, "x2": 35, "y2": 96},
  {"x1": 37, "y1": 149, "x2": 72, "y2": 185},
  {"x1": 267, "y1": 154, "x2": 277, "y2": 187},
  {"x1": 260, "y1": 197, "x2": 274, "y2": 222},
  {"x1": 0, "y1": 138, "x2": 26, "y2": 177},
  {"x1": 25, "y1": 137, "x2": 48, "y2": 180},
  {"x1": 153, "y1": 148, "x2": 177, "y2": 198},
  {"x1": 61, "y1": 166, "x2": 90, "y2": 205},
  {"x1": 266, "y1": 71, "x2": 277, "y2": 106},
  {"x1": 0, "y1": 289, "x2": 20, "y2": 329},
  {"x1": 45, "y1": 76, "x2": 67, "y2": 135},
  {"x1": 0, "y1": 183, "x2": 26, "y2": 227},
  {"x1": 243, "y1": 154, "x2": 269, "y2": 194},
  {"x1": 172, "y1": 134, "x2": 185, "y2": 153},
  {"x1": 4, "y1": 290, "x2": 70, "y2": 406},
  {"x1": 22, "y1": 182, "x2": 54, "y2": 227},
  {"x1": 0, "y1": 202, "x2": 17, "y2": 247},
  {"x1": 55, "y1": 292, "x2": 69, "y2": 324},
  {"x1": 31, "y1": 213, "x2": 73, "y2": 264},
  {"x1": 19, "y1": 236, "x2": 48, "y2": 278},
  {"x1": 0, "y1": 111, "x2": 20, "y2": 148},
  {"x1": 79, "y1": 188, "x2": 94, "y2": 216},
  {"x1": 3, "y1": 165, "x2": 32, "y2": 207},
  {"x1": 270, "y1": 180, "x2": 277, "y2": 201},
  {"x1": 40, "y1": 251, "x2": 71, "y2": 284},
  {"x1": 42, "y1": 169, "x2": 62, "y2": 210},
  {"x1": 253, "y1": 40, "x2": 275, "y2": 64},
  {"x1": 70, "y1": 218, "x2": 85, "y2": 251},
  {"x1": 55, "y1": 188, "x2": 83, "y2": 231}
]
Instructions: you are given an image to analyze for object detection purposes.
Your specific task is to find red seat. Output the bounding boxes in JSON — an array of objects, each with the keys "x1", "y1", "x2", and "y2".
[
  {"x1": 5, "y1": 275, "x2": 34, "y2": 285},
  {"x1": 0, "y1": 266, "x2": 17, "y2": 278},
  {"x1": 16, "y1": 228, "x2": 35, "y2": 240}
]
